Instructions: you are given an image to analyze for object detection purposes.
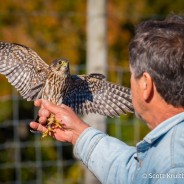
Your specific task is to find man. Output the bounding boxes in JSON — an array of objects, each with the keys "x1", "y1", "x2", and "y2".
[{"x1": 30, "y1": 15, "x2": 184, "y2": 183}]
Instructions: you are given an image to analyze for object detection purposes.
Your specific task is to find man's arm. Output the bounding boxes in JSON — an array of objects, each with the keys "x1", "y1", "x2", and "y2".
[
  {"x1": 74, "y1": 127, "x2": 137, "y2": 183},
  {"x1": 30, "y1": 100, "x2": 137, "y2": 183}
]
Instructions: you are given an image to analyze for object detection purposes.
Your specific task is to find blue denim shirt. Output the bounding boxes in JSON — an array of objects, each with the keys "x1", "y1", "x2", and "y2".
[{"x1": 74, "y1": 112, "x2": 184, "y2": 184}]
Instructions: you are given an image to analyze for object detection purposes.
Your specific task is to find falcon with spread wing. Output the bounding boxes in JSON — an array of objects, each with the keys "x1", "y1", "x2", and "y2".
[{"x1": 0, "y1": 41, "x2": 134, "y2": 137}]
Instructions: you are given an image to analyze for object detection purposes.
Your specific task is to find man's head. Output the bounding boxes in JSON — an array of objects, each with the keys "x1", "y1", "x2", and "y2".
[{"x1": 129, "y1": 15, "x2": 184, "y2": 126}]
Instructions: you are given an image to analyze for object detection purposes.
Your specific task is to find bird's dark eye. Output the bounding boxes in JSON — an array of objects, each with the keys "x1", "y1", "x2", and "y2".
[{"x1": 59, "y1": 61, "x2": 62, "y2": 65}]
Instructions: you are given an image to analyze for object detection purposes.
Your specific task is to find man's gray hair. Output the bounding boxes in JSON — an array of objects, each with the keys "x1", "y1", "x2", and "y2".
[{"x1": 129, "y1": 15, "x2": 184, "y2": 107}]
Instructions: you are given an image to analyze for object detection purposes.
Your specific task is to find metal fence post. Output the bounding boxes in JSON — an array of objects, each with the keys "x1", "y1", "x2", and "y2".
[{"x1": 84, "y1": 0, "x2": 107, "y2": 183}]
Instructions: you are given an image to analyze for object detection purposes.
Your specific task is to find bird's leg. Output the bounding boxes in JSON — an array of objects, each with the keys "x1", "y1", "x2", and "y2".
[
  {"x1": 30, "y1": 115, "x2": 40, "y2": 134},
  {"x1": 47, "y1": 113, "x2": 62, "y2": 129},
  {"x1": 42, "y1": 126, "x2": 53, "y2": 138},
  {"x1": 42, "y1": 113, "x2": 62, "y2": 138}
]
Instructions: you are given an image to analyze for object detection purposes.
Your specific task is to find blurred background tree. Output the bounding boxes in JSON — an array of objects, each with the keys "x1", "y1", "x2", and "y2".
[{"x1": 0, "y1": 0, "x2": 184, "y2": 183}]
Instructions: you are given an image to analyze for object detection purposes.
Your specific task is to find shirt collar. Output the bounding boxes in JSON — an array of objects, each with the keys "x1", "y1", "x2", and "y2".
[{"x1": 136, "y1": 112, "x2": 184, "y2": 151}]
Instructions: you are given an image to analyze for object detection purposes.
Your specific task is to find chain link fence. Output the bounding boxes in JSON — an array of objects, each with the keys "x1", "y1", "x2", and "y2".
[{"x1": 0, "y1": 65, "x2": 147, "y2": 184}]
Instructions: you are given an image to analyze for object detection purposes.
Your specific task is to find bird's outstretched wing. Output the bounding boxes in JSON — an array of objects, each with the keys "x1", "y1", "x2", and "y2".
[
  {"x1": 62, "y1": 73, "x2": 134, "y2": 117},
  {"x1": 0, "y1": 41, "x2": 50, "y2": 100}
]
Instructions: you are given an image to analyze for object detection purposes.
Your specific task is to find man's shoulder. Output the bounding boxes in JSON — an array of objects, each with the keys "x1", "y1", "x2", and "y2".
[
  {"x1": 143, "y1": 121, "x2": 184, "y2": 171},
  {"x1": 170, "y1": 121, "x2": 184, "y2": 167},
  {"x1": 154, "y1": 120, "x2": 184, "y2": 167},
  {"x1": 136, "y1": 121, "x2": 184, "y2": 184}
]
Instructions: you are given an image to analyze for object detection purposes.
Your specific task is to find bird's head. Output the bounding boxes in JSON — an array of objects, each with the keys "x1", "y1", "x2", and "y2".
[{"x1": 50, "y1": 58, "x2": 70, "y2": 76}]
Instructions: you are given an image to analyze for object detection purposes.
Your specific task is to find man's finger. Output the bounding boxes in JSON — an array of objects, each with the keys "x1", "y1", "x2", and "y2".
[
  {"x1": 38, "y1": 108, "x2": 50, "y2": 118},
  {"x1": 38, "y1": 116, "x2": 48, "y2": 124},
  {"x1": 30, "y1": 122, "x2": 48, "y2": 133},
  {"x1": 60, "y1": 104, "x2": 73, "y2": 111},
  {"x1": 42, "y1": 100, "x2": 61, "y2": 114},
  {"x1": 34, "y1": 99, "x2": 42, "y2": 107}
]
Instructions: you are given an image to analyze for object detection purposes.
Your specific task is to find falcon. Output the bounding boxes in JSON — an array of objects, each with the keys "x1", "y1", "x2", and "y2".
[{"x1": 0, "y1": 41, "x2": 134, "y2": 137}]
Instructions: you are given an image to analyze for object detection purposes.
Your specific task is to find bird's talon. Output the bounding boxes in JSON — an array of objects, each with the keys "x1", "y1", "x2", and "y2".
[
  {"x1": 41, "y1": 114, "x2": 62, "y2": 138},
  {"x1": 42, "y1": 130, "x2": 49, "y2": 138},
  {"x1": 55, "y1": 121, "x2": 62, "y2": 129},
  {"x1": 42, "y1": 127, "x2": 54, "y2": 138}
]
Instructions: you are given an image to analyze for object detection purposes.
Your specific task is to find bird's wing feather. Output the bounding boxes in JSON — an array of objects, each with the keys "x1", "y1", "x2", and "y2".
[
  {"x1": 62, "y1": 73, "x2": 134, "y2": 117},
  {"x1": 0, "y1": 41, "x2": 49, "y2": 101}
]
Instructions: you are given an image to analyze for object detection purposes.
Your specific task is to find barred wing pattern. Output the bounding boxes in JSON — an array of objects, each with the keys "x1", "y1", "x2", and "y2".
[
  {"x1": 0, "y1": 41, "x2": 133, "y2": 118},
  {"x1": 63, "y1": 74, "x2": 134, "y2": 117},
  {"x1": 0, "y1": 42, "x2": 50, "y2": 101}
]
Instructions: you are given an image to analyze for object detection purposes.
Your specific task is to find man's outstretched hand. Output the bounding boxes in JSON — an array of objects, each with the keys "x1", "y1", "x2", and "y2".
[{"x1": 30, "y1": 100, "x2": 89, "y2": 144}]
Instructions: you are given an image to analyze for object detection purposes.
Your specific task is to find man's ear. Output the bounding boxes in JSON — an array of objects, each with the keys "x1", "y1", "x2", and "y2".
[{"x1": 141, "y1": 72, "x2": 154, "y2": 101}]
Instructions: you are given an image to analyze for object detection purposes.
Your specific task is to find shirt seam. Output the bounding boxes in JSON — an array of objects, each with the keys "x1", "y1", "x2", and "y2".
[
  {"x1": 170, "y1": 125, "x2": 177, "y2": 168},
  {"x1": 86, "y1": 134, "x2": 106, "y2": 167},
  {"x1": 73, "y1": 127, "x2": 94, "y2": 157}
]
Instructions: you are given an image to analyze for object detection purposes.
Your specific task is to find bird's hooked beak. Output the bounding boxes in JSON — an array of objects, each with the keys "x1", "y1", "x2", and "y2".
[
  {"x1": 59, "y1": 60, "x2": 68, "y2": 67},
  {"x1": 50, "y1": 58, "x2": 70, "y2": 75},
  {"x1": 57, "y1": 59, "x2": 70, "y2": 75}
]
